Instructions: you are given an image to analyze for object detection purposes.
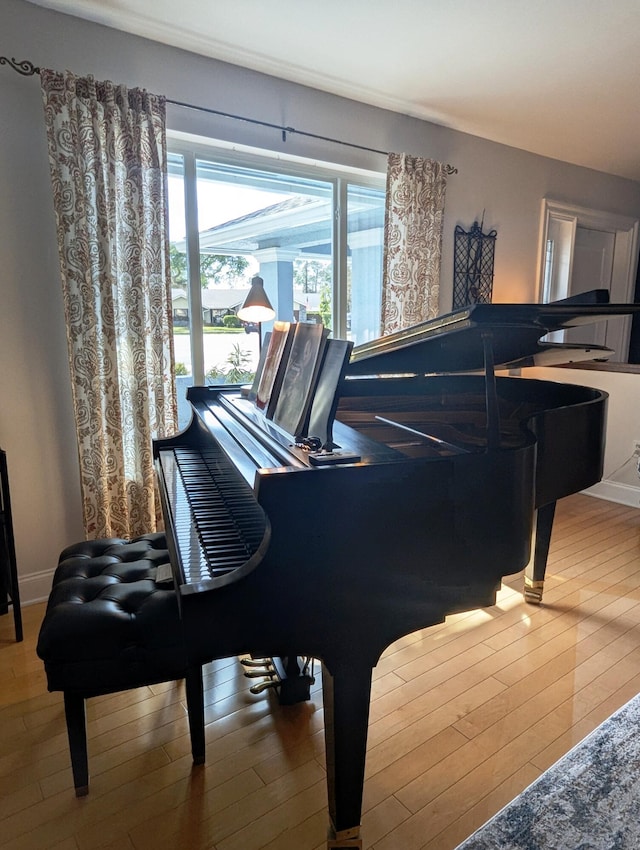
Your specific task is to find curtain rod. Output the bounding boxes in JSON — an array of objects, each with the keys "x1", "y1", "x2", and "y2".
[{"x1": 1, "y1": 56, "x2": 458, "y2": 174}]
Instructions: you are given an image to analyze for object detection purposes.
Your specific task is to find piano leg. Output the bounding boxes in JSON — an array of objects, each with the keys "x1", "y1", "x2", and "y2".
[
  {"x1": 524, "y1": 501, "x2": 557, "y2": 604},
  {"x1": 322, "y1": 663, "x2": 372, "y2": 850},
  {"x1": 185, "y1": 665, "x2": 205, "y2": 765}
]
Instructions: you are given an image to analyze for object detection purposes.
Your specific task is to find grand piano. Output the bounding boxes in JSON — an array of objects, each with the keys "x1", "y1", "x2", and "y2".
[{"x1": 153, "y1": 292, "x2": 638, "y2": 849}]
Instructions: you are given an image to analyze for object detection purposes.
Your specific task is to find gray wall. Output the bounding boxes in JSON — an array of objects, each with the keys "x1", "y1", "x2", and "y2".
[{"x1": 3, "y1": 0, "x2": 640, "y2": 601}]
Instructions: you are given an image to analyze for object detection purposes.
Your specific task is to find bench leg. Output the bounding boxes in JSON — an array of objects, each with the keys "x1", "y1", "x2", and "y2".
[
  {"x1": 63, "y1": 692, "x2": 89, "y2": 796},
  {"x1": 185, "y1": 665, "x2": 205, "y2": 765}
]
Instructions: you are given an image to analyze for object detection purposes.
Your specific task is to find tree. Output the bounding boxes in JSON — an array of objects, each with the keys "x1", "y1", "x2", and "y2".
[
  {"x1": 169, "y1": 244, "x2": 249, "y2": 289},
  {"x1": 293, "y1": 258, "x2": 331, "y2": 293},
  {"x1": 319, "y1": 283, "x2": 332, "y2": 330}
]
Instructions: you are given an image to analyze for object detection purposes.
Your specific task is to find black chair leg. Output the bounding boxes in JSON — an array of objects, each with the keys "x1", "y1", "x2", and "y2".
[
  {"x1": 63, "y1": 692, "x2": 89, "y2": 796},
  {"x1": 185, "y1": 665, "x2": 205, "y2": 765}
]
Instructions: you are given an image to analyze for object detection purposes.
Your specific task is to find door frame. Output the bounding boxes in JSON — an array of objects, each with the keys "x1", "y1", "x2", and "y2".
[{"x1": 536, "y1": 198, "x2": 640, "y2": 360}]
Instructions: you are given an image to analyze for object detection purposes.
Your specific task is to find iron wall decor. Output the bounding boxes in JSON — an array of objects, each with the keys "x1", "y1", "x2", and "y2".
[{"x1": 453, "y1": 219, "x2": 497, "y2": 308}]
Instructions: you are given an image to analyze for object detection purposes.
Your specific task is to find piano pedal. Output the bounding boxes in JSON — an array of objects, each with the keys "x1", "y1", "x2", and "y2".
[
  {"x1": 240, "y1": 657, "x2": 272, "y2": 668},
  {"x1": 241, "y1": 656, "x2": 277, "y2": 680},
  {"x1": 249, "y1": 680, "x2": 279, "y2": 694},
  {"x1": 243, "y1": 668, "x2": 276, "y2": 678},
  {"x1": 241, "y1": 656, "x2": 279, "y2": 693},
  {"x1": 239, "y1": 655, "x2": 315, "y2": 705}
]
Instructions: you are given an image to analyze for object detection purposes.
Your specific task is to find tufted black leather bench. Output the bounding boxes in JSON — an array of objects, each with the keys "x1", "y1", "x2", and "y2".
[{"x1": 36, "y1": 533, "x2": 205, "y2": 796}]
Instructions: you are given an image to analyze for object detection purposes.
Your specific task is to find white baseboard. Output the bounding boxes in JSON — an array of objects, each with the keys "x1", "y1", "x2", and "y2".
[
  {"x1": 584, "y1": 480, "x2": 640, "y2": 509},
  {"x1": 18, "y1": 569, "x2": 55, "y2": 607}
]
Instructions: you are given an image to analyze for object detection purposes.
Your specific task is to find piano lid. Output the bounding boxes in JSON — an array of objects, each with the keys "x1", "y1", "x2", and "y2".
[{"x1": 347, "y1": 290, "x2": 640, "y2": 376}]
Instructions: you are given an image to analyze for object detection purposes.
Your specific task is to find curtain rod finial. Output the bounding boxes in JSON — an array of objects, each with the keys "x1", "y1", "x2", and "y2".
[{"x1": 0, "y1": 57, "x2": 40, "y2": 76}]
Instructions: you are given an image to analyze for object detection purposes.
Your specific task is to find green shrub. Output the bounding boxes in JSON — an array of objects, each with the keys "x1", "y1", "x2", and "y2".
[
  {"x1": 205, "y1": 343, "x2": 255, "y2": 385},
  {"x1": 223, "y1": 314, "x2": 242, "y2": 329},
  {"x1": 205, "y1": 366, "x2": 226, "y2": 383}
]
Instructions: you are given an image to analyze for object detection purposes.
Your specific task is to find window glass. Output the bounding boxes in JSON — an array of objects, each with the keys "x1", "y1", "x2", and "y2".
[
  {"x1": 168, "y1": 145, "x2": 384, "y2": 428},
  {"x1": 346, "y1": 183, "x2": 385, "y2": 345},
  {"x1": 167, "y1": 153, "x2": 194, "y2": 426},
  {"x1": 194, "y1": 159, "x2": 334, "y2": 363}
]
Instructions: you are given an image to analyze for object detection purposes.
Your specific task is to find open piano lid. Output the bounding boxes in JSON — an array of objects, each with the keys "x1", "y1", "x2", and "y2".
[{"x1": 347, "y1": 290, "x2": 640, "y2": 376}]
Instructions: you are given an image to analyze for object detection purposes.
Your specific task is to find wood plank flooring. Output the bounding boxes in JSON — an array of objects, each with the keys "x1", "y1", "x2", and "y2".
[{"x1": 1, "y1": 492, "x2": 639, "y2": 849}]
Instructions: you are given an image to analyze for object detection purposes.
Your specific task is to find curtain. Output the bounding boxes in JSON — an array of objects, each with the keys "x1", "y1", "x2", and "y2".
[
  {"x1": 381, "y1": 152, "x2": 448, "y2": 335},
  {"x1": 40, "y1": 70, "x2": 177, "y2": 539}
]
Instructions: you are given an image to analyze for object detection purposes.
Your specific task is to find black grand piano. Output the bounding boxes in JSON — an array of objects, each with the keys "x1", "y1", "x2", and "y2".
[{"x1": 153, "y1": 293, "x2": 637, "y2": 849}]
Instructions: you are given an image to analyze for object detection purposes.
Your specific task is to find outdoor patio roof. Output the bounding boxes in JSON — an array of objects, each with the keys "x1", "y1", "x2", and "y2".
[
  {"x1": 177, "y1": 190, "x2": 383, "y2": 260},
  {"x1": 197, "y1": 196, "x2": 331, "y2": 258}
]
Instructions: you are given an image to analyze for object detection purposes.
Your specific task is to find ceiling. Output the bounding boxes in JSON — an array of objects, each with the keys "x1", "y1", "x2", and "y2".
[{"x1": 24, "y1": 0, "x2": 640, "y2": 181}]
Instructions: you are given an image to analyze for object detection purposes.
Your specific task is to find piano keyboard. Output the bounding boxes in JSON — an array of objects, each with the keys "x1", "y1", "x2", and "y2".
[{"x1": 157, "y1": 445, "x2": 268, "y2": 590}]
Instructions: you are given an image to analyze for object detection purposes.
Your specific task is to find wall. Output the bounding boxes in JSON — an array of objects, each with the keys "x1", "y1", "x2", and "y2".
[{"x1": 3, "y1": 0, "x2": 640, "y2": 602}]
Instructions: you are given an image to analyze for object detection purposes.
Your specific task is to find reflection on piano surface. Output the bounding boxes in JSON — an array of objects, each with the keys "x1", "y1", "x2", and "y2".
[{"x1": 153, "y1": 292, "x2": 640, "y2": 849}]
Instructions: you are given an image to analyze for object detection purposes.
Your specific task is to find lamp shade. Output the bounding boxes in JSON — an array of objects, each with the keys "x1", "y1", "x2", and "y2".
[{"x1": 237, "y1": 275, "x2": 275, "y2": 323}]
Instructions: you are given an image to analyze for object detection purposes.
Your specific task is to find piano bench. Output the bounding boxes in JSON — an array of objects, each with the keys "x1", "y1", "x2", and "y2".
[{"x1": 36, "y1": 532, "x2": 205, "y2": 797}]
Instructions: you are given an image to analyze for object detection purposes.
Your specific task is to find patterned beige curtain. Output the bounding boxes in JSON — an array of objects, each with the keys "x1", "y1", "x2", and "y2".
[
  {"x1": 381, "y1": 152, "x2": 448, "y2": 335},
  {"x1": 40, "y1": 70, "x2": 176, "y2": 539}
]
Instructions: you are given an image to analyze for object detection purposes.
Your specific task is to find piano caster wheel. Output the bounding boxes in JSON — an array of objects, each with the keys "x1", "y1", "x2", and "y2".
[
  {"x1": 524, "y1": 578, "x2": 544, "y2": 604},
  {"x1": 327, "y1": 826, "x2": 362, "y2": 849}
]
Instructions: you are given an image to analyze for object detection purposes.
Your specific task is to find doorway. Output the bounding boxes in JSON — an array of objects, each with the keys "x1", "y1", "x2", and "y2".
[{"x1": 538, "y1": 199, "x2": 639, "y2": 360}]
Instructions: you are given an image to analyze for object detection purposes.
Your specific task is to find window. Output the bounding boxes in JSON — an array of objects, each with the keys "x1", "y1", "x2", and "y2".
[{"x1": 167, "y1": 140, "x2": 385, "y2": 425}]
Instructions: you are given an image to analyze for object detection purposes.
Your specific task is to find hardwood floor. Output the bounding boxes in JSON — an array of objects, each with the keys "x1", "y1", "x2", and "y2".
[{"x1": 1, "y1": 492, "x2": 640, "y2": 849}]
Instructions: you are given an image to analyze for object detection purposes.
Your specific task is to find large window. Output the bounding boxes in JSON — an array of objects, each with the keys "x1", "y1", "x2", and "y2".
[{"x1": 167, "y1": 141, "x2": 385, "y2": 424}]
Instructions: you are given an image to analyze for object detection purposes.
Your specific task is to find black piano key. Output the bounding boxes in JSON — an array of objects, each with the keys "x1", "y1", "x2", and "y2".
[{"x1": 163, "y1": 446, "x2": 268, "y2": 586}]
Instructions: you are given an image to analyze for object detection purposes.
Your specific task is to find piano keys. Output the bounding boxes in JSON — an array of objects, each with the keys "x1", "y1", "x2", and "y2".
[{"x1": 153, "y1": 291, "x2": 640, "y2": 849}]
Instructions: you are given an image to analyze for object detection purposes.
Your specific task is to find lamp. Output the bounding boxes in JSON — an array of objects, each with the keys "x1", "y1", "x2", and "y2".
[{"x1": 237, "y1": 275, "x2": 275, "y2": 323}]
